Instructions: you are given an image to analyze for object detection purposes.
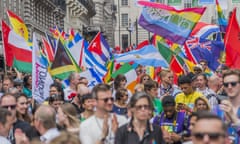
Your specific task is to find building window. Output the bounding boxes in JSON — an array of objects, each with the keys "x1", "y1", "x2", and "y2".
[
  {"x1": 121, "y1": 13, "x2": 128, "y2": 27},
  {"x1": 121, "y1": 0, "x2": 128, "y2": 6},
  {"x1": 184, "y1": 0, "x2": 192, "y2": 8},
  {"x1": 122, "y1": 34, "x2": 128, "y2": 50},
  {"x1": 156, "y1": 0, "x2": 165, "y2": 3}
]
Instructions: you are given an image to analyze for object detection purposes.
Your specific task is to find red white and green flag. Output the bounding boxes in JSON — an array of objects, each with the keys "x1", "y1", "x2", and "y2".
[{"x1": 1, "y1": 20, "x2": 32, "y2": 73}]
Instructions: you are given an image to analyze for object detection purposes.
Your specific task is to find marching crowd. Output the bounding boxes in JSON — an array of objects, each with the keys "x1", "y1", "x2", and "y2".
[{"x1": 0, "y1": 59, "x2": 240, "y2": 144}]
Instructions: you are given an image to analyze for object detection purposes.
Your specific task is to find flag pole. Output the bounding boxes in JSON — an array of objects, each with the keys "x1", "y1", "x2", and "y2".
[{"x1": 1, "y1": 21, "x2": 8, "y2": 73}]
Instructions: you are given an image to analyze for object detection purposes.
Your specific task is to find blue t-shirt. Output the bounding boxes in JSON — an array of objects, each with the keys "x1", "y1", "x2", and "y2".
[{"x1": 112, "y1": 104, "x2": 127, "y2": 116}]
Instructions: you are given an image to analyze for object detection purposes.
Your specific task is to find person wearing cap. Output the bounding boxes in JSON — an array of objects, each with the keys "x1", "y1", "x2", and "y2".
[{"x1": 153, "y1": 96, "x2": 187, "y2": 144}]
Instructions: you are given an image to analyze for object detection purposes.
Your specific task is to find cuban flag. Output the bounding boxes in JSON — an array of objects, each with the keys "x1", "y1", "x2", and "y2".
[{"x1": 87, "y1": 32, "x2": 112, "y2": 66}]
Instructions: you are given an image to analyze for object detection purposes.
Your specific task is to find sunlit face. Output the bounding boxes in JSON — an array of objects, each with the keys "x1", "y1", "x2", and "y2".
[
  {"x1": 192, "y1": 119, "x2": 227, "y2": 144},
  {"x1": 196, "y1": 99, "x2": 208, "y2": 111},
  {"x1": 147, "y1": 87, "x2": 158, "y2": 98},
  {"x1": 223, "y1": 75, "x2": 240, "y2": 99},
  {"x1": 3, "y1": 79, "x2": 12, "y2": 93},
  {"x1": 163, "y1": 73, "x2": 174, "y2": 85},
  {"x1": 16, "y1": 96, "x2": 28, "y2": 115},
  {"x1": 96, "y1": 90, "x2": 113, "y2": 112},
  {"x1": 132, "y1": 98, "x2": 151, "y2": 121},
  {"x1": 119, "y1": 80, "x2": 127, "y2": 88},
  {"x1": 49, "y1": 86, "x2": 60, "y2": 96},
  {"x1": 82, "y1": 99, "x2": 95, "y2": 111},
  {"x1": 196, "y1": 75, "x2": 207, "y2": 89},
  {"x1": 0, "y1": 96, "x2": 17, "y2": 120}
]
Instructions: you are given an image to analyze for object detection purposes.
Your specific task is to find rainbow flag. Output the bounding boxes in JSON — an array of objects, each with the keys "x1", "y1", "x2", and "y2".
[
  {"x1": 103, "y1": 60, "x2": 114, "y2": 83},
  {"x1": 7, "y1": 10, "x2": 29, "y2": 42},
  {"x1": 216, "y1": 0, "x2": 227, "y2": 32},
  {"x1": 138, "y1": 1, "x2": 206, "y2": 45}
]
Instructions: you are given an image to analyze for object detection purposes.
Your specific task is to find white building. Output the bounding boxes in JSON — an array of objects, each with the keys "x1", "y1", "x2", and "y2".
[
  {"x1": 114, "y1": 0, "x2": 151, "y2": 50},
  {"x1": 114, "y1": 0, "x2": 240, "y2": 50}
]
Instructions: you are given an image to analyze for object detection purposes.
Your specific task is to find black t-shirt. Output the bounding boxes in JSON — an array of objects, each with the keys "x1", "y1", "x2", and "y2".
[{"x1": 115, "y1": 122, "x2": 165, "y2": 144}]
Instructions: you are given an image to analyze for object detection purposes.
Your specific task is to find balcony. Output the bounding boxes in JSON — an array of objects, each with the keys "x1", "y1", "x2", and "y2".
[{"x1": 78, "y1": 0, "x2": 96, "y2": 17}]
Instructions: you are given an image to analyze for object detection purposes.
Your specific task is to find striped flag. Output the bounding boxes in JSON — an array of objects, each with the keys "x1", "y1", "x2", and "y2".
[
  {"x1": 138, "y1": 1, "x2": 206, "y2": 45},
  {"x1": 7, "y1": 10, "x2": 29, "y2": 42},
  {"x1": 88, "y1": 32, "x2": 112, "y2": 66},
  {"x1": 215, "y1": 0, "x2": 227, "y2": 32}
]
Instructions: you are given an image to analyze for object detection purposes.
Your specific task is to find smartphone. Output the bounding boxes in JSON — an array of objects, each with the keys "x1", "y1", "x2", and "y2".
[{"x1": 217, "y1": 95, "x2": 229, "y2": 101}]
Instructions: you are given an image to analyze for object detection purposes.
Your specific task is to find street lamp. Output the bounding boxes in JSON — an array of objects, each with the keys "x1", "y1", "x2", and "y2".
[{"x1": 126, "y1": 18, "x2": 133, "y2": 46}]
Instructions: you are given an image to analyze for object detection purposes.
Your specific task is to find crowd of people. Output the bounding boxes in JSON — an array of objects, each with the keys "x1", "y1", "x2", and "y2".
[{"x1": 0, "y1": 59, "x2": 239, "y2": 144}]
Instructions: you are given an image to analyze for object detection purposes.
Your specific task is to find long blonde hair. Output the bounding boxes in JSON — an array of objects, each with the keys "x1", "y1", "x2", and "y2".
[{"x1": 60, "y1": 103, "x2": 80, "y2": 128}]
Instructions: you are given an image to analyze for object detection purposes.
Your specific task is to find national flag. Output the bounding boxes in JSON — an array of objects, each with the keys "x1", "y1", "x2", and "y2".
[
  {"x1": 136, "y1": 40, "x2": 150, "y2": 50},
  {"x1": 114, "y1": 44, "x2": 169, "y2": 68},
  {"x1": 111, "y1": 63, "x2": 138, "y2": 93},
  {"x1": 185, "y1": 37, "x2": 224, "y2": 70},
  {"x1": 49, "y1": 39, "x2": 80, "y2": 80},
  {"x1": 32, "y1": 33, "x2": 53, "y2": 103},
  {"x1": 103, "y1": 60, "x2": 114, "y2": 83},
  {"x1": 7, "y1": 10, "x2": 29, "y2": 42},
  {"x1": 79, "y1": 68, "x2": 103, "y2": 89},
  {"x1": 1, "y1": 20, "x2": 14, "y2": 67},
  {"x1": 67, "y1": 33, "x2": 85, "y2": 67},
  {"x1": 1, "y1": 20, "x2": 32, "y2": 73},
  {"x1": 69, "y1": 28, "x2": 75, "y2": 41},
  {"x1": 45, "y1": 32, "x2": 57, "y2": 54},
  {"x1": 84, "y1": 47, "x2": 107, "y2": 77},
  {"x1": 224, "y1": 8, "x2": 240, "y2": 69},
  {"x1": 145, "y1": 66, "x2": 155, "y2": 79},
  {"x1": 42, "y1": 37, "x2": 54, "y2": 62},
  {"x1": 88, "y1": 32, "x2": 112, "y2": 66},
  {"x1": 216, "y1": 0, "x2": 227, "y2": 32},
  {"x1": 138, "y1": 1, "x2": 206, "y2": 45}
]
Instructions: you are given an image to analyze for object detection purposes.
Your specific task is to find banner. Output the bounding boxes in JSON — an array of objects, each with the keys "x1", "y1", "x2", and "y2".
[
  {"x1": 32, "y1": 33, "x2": 53, "y2": 103},
  {"x1": 168, "y1": 0, "x2": 181, "y2": 6}
]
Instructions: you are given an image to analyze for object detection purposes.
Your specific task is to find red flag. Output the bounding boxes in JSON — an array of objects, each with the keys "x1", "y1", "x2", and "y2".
[
  {"x1": 170, "y1": 56, "x2": 184, "y2": 75},
  {"x1": 1, "y1": 20, "x2": 14, "y2": 66},
  {"x1": 136, "y1": 40, "x2": 149, "y2": 50},
  {"x1": 224, "y1": 8, "x2": 240, "y2": 69},
  {"x1": 42, "y1": 37, "x2": 54, "y2": 62}
]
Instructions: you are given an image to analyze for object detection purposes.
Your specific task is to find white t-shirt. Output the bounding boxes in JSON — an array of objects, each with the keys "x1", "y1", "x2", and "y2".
[
  {"x1": 63, "y1": 87, "x2": 75, "y2": 101},
  {"x1": 0, "y1": 136, "x2": 11, "y2": 144},
  {"x1": 79, "y1": 113, "x2": 127, "y2": 144}
]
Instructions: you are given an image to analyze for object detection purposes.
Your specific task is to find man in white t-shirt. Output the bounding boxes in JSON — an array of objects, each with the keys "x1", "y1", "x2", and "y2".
[
  {"x1": 63, "y1": 72, "x2": 80, "y2": 101},
  {"x1": 80, "y1": 84, "x2": 127, "y2": 144}
]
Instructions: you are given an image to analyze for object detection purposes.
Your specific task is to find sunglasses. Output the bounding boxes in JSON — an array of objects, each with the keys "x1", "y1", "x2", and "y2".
[
  {"x1": 98, "y1": 97, "x2": 114, "y2": 103},
  {"x1": 223, "y1": 81, "x2": 239, "y2": 88},
  {"x1": 2, "y1": 104, "x2": 16, "y2": 110},
  {"x1": 192, "y1": 132, "x2": 225, "y2": 141},
  {"x1": 135, "y1": 105, "x2": 151, "y2": 111}
]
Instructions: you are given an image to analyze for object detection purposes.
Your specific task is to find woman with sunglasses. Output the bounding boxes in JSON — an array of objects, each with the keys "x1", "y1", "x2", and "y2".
[
  {"x1": 16, "y1": 93, "x2": 32, "y2": 123},
  {"x1": 115, "y1": 92, "x2": 165, "y2": 144},
  {"x1": 112, "y1": 88, "x2": 128, "y2": 116}
]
